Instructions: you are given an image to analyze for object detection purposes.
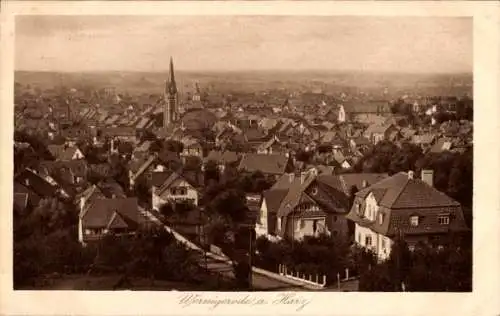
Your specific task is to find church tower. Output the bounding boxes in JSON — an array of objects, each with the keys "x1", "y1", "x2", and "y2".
[{"x1": 164, "y1": 57, "x2": 178, "y2": 128}]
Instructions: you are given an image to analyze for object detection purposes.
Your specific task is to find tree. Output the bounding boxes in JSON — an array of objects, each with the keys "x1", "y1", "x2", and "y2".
[
  {"x1": 207, "y1": 188, "x2": 248, "y2": 224},
  {"x1": 24, "y1": 198, "x2": 78, "y2": 237},
  {"x1": 386, "y1": 235, "x2": 412, "y2": 291},
  {"x1": 204, "y1": 160, "x2": 220, "y2": 185},
  {"x1": 133, "y1": 177, "x2": 151, "y2": 206},
  {"x1": 295, "y1": 149, "x2": 313, "y2": 163}
]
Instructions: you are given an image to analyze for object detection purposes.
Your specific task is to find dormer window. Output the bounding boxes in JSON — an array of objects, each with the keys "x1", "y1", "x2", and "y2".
[
  {"x1": 355, "y1": 203, "x2": 361, "y2": 215},
  {"x1": 410, "y1": 215, "x2": 419, "y2": 226},
  {"x1": 438, "y1": 215, "x2": 450, "y2": 225},
  {"x1": 378, "y1": 213, "x2": 384, "y2": 225}
]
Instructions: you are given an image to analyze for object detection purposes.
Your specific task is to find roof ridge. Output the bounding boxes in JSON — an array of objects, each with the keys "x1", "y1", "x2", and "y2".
[
  {"x1": 131, "y1": 154, "x2": 158, "y2": 181},
  {"x1": 386, "y1": 173, "x2": 411, "y2": 208}
]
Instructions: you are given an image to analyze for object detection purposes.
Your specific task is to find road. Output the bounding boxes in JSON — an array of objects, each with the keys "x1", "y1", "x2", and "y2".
[
  {"x1": 198, "y1": 253, "x2": 304, "y2": 290},
  {"x1": 142, "y1": 208, "x2": 305, "y2": 291}
]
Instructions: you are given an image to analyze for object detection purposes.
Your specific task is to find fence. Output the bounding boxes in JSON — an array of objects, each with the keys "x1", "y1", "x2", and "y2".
[
  {"x1": 278, "y1": 264, "x2": 327, "y2": 288},
  {"x1": 278, "y1": 264, "x2": 355, "y2": 289}
]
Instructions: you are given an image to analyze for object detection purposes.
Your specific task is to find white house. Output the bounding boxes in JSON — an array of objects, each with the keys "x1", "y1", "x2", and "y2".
[
  {"x1": 346, "y1": 170, "x2": 469, "y2": 261},
  {"x1": 152, "y1": 171, "x2": 199, "y2": 211}
]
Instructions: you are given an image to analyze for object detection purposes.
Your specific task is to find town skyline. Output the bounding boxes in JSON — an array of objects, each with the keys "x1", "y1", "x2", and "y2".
[{"x1": 16, "y1": 16, "x2": 472, "y2": 73}]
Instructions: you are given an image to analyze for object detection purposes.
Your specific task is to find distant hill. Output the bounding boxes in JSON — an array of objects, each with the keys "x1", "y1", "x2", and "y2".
[{"x1": 14, "y1": 70, "x2": 472, "y2": 96}]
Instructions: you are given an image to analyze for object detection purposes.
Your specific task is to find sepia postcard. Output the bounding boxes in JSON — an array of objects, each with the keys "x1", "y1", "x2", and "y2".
[{"x1": 1, "y1": 1, "x2": 499, "y2": 316}]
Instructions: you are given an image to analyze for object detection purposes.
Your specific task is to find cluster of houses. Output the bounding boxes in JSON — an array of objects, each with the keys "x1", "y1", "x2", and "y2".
[
  {"x1": 256, "y1": 168, "x2": 469, "y2": 261},
  {"x1": 14, "y1": 80, "x2": 472, "y2": 260}
]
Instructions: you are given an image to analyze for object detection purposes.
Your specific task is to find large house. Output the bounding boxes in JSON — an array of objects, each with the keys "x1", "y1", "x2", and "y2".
[
  {"x1": 256, "y1": 169, "x2": 388, "y2": 241},
  {"x1": 78, "y1": 193, "x2": 141, "y2": 244},
  {"x1": 151, "y1": 170, "x2": 201, "y2": 212},
  {"x1": 346, "y1": 170, "x2": 469, "y2": 261}
]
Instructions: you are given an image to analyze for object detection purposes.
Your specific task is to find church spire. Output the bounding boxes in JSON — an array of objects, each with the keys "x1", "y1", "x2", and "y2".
[
  {"x1": 164, "y1": 57, "x2": 178, "y2": 128},
  {"x1": 167, "y1": 56, "x2": 177, "y2": 95}
]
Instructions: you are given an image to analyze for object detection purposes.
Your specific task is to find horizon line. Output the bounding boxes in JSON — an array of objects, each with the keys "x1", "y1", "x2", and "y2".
[{"x1": 15, "y1": 69, "x2": 473, "y2": 76}]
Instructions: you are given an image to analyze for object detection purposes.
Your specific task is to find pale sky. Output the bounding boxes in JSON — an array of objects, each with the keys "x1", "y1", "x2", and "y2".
[{"x1": 15, "y1": 16, "x2": 472, "y2": 73}]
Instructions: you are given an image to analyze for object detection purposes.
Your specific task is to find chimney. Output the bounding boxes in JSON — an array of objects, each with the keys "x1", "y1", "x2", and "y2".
[
  {"x1": 421, "y1": 169, "x2": 434, "y2": 187},
  {"x1": 362, "y1": 180, "x2": 368, "y2": 188},
  {"x1": 408, "y1": 170, "x2": 415, "y2": 180}
]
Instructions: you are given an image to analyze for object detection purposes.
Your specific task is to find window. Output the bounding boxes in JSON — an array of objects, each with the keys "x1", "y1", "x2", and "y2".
[
  {"x1": 365, "y1": 236, "x2": 372, "y2": 246},
  {"x1": 333, "y1": 215, "x2": 338, "y2": 222},
  {"x1": 381, "y1": 238, "x2": 386, "y2": 249},
  {"x1": 438, "y1": 215, "x2": 450, "y2": 225},
  {"x1": 300, "y1": 219, "x2": 306, "y2": 229},
  {"x1": 170, "y1": 187, "x2": 188, "y2": 195},
  {"x1": 313, "y1": 220, "x2": 318, "y2": 233},
  {"x1": 410, "y1": 215, "x2": 419, "y2": 226},
  {"x1": 311, "y1": 187, "x2": 318, "y2": 196},
  {"x1": 378, "y1": 213, "x2": 384, "y2": 225},
  {"x1": 357, "y1": 233, "x2": 361, "y2": 243},
  {"x1": 409, "y1": 245, "x2": 415, "y2": 252}
]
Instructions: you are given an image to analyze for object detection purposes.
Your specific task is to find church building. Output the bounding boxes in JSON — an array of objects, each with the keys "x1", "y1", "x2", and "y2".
[{"x1": 164, "y1": 57, "x2": 178, "y2": 128}]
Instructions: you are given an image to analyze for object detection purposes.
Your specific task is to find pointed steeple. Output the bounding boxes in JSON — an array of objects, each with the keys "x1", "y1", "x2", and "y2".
[{"x1": 167, "y1": 56, "x2": 177, "y2": 95}]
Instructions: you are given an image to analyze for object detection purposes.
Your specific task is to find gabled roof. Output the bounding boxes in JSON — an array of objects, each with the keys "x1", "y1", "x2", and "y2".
[
  {"x1": 151, "y1": 171, "x2": 174, "y2": 187},
  {"x1": 257, "y1": 136, "x2": 284, "y2": 152},
  {"x1": 238, "y1": 153, "x2": 290, "y2": 175},
  {"x1": 317, "y1": 173, "x2": 388, "y2": 196},
  {"x1": 81, "y1": 197, "x2": 139, "y2": 229},
  {"x1": 276, "y1": 173, "x2": 317, "y2": 218},
  {"x1": 106, "y1": 211, "x2": 129, "y2": 229},
  {"x1": 156, "y1": 170, "x2": 199, "y2": 197},
  {"x1": 39, "y1": 159, "x2": 88, "y2": 177},
  {"x1": 429, "y1": 137, "x2": 453, "y2": 153},
  {"x1": 204, "y1": 150, "x2": 240, "y2": 165},
  {"x1": 47, "y1": 145, "x2": 81, "y2": 161},
  {"x1": 129, "y1": 154, "x2": 158, "y2": 182},
  {"x1": 14, "y1": 169, "x2": 58, "y2": 198},
  {"x1": 355, "y1": 172, "x2": 460, "y2": 209}
]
